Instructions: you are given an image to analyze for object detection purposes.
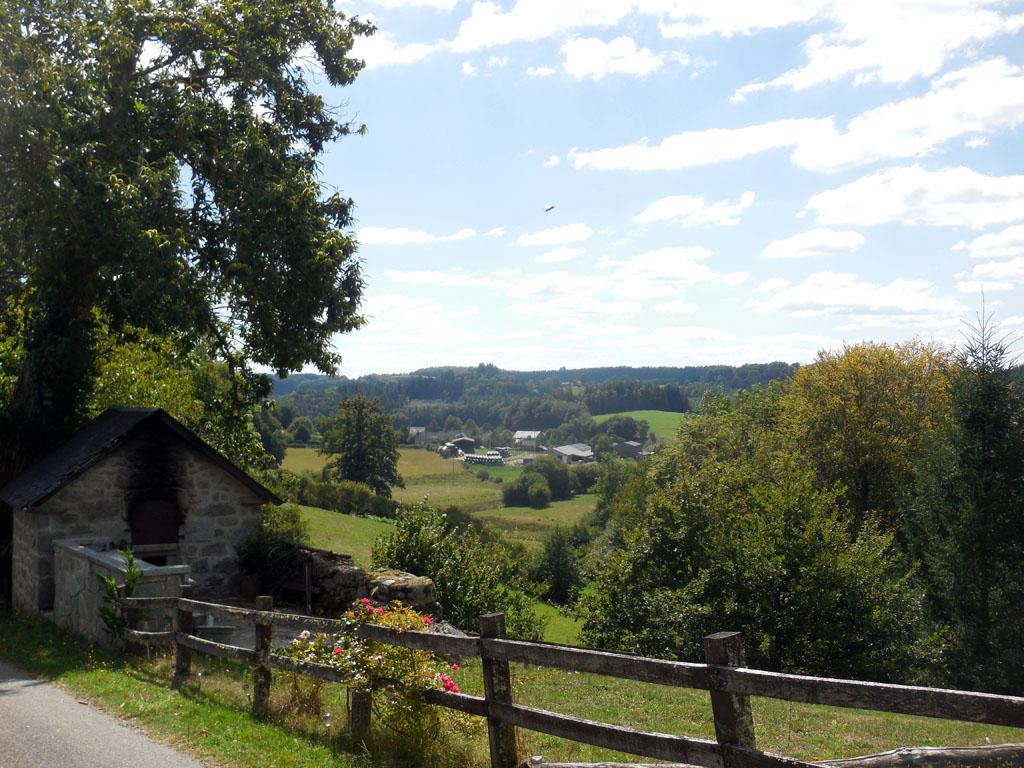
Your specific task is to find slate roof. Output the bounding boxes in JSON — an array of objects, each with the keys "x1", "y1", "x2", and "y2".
[
  {"x1": 551, "y1": 443, "x2": 594, "y2": 458},
  {"x1": 0, "y1": 407, "x2": 280, "y2": 510}
]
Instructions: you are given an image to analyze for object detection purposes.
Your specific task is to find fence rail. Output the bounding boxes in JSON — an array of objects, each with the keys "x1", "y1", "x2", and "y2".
[{"x1": 118, "y1": 594, "x2": 1024, "y2": 768}]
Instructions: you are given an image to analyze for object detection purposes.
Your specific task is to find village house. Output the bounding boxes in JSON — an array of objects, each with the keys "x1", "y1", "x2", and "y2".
[
  {"x1": 512, "y1": 430, "x2": 543, "y2": 451},
  {"x1": 0, "y1": 407, "x2": 279, "y2": 615},
  {"x1": 613, "y1": 440, "x2": 644, "y2": 459},
  {"x1": 550, "y1": 443, "x2": 595, "y2": 464}
]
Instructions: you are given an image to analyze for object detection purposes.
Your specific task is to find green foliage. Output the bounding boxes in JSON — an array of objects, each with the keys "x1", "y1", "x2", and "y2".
[
  {"x1": 290, "y1": 475, "x2": 400, "y2": 519},
  {"x1": 0, "y1": 0, "x2": 371, "y2": 482},
  {"x1": 97, "y1": 549, "x2": 140, "y2": 640},
  {"x1": 236, "y1": 503, "x2": 310, "y2": 592},
  {"x1": 372, "y1": 504, "x2": 545, "y2": 640},
  {"x1": 531, "y1": 528, "x2": 583, "y2": 605},
  {"x1": 913, "y1": 317, "x2": 1024, "y2": 692},
  {"x1": 289, "y1": 416, "x2": 314, "y2": 444},
  {"x1": 580, "y1": 380, "x2": 929, "y2": 682},
  {"x1": 320, "y1": 395, "x2": 403, "y2": 497},
  {"x1": 502, "y1": 472, "x2": 552, "y2": 509},
  {"x1": 569, "y1": 462, "x2": 601, "y2": 494}
]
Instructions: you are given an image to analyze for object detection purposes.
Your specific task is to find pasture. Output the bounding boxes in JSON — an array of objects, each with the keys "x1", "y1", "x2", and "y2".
[
  {"x1": 298, "y1": 504, "x2": 393, "y2": 568},
  {"x1": 594, "y1": 409, "x2": 690, "y2": 442},
  {"x1": 475, "y1": 494, "x2": 597, "y2": 549},
  {"x1": 280, "y1": 446, "x2": 326, "y2": 475}
]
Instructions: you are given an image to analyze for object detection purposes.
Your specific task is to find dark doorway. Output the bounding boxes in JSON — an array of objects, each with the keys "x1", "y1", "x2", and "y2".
[{"x1": 129, "y1": 498, "x2": 182, "y2": 566}]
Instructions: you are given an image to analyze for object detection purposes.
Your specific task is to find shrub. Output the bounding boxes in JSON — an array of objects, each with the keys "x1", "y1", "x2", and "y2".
[
  {"x1": 503, "y1": 473, "x2": 551, "y2": 509},
  {"x1": 526, "y1": 455, "x2": 572, "y2": 500},
  {"x1": 527, "y1": 476, "x2": 552, "y2": 509},
  {"x1": 290, "y1": 476, "x2": 400, "y2": 519},
  {"x1": 236, "y1": 503, "x2": 311, "y2": 591},
  {"x1": 476, "y1": 469, "x2": 490, "y2": 481},
  {"x1": 372, "y1": 504, "x2": 545, "y2": 640},
  {"x1": 569, "y1": 462, "x2": 601, "y2": 494}
]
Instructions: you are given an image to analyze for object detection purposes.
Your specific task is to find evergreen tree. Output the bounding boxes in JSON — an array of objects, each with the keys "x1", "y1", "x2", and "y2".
[{"x1": 319, "y1": 395, "x2": 403, "y2": 497}]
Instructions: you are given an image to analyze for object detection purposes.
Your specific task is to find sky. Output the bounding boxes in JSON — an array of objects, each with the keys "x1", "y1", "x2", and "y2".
[{"x1": 307, "y1": 0, "x2": 1024, "y2": 376}]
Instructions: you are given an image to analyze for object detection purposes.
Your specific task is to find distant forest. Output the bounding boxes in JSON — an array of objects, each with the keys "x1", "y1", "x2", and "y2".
[{"x1": 272, "y1": 362, "x2": 799, "y2": 438}]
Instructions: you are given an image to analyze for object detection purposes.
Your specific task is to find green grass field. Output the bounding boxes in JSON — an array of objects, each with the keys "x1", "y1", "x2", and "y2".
[
  {"x1": 594, "y1": 409, "x2": 690, "y2": 442},
  {"x1": 475, "y1": 494, "x2": 597, "y2": 548},
  {"x1": 4, "y1": 612, "x2": 1021, "y2": 767},
  {"x1": 280, "y1": 446, "x2": 326, "y2": 475},
  {"x1": 298, "y1": 505, "x2": 393, "y2": 568}
]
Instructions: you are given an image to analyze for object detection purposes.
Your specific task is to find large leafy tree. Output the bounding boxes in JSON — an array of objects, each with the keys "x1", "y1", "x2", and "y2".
[
  {"x1": 319, "y1": 394, "x2": 402, "y2": 497},
  {"x1": 0, "y1": 0, "x2": 371, "y2": 485}
]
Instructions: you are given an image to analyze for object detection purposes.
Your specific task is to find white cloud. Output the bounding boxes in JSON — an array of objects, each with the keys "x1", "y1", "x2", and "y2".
[
  {"x1": 569, "y1": 118, "x2": 830, "y2": 171},
  {"x1": 967, "y1": 256, "x2": 1024, "y2": 283},
  {"x1": 953, "y1": 225, "x2": 1024, "y2": 259},
  {"x1": 789, "y1": 59, "x2": 1024, "y2": 172},
  {"x1": 535, "y1": 246, "x2": 585, "y2": 263},
  {"x1": 747, "y1": 270, "x2": 962, "y2": 320},
  {"x1": 731, "y1": 1, "x2": 1024, "y2": 100},
  {"x1": 382, "y1": 268, "x2": 508, "y2": 289},
  {"x1": 352, "y1": 32, "x2": 438, "y2": 69},
  {"x1": 654, "y1": 0, "x2": 828, "y2": 39},
  {"x1": 805, "y1": 166, "x2": 1024, "y2": 229},
  {"x1": 527, "y1": 65, "x2": 556, "y2": 77},
  {"x1": 573, "y1": 59, "x2": 1024, "y2": 174},
  {"x1": 461, "y1": 60, "x2": 478, "y2": 75},
  {"x1": 484, "y1": 226, "x2": 507, "y2": 238},
  {"x1": 450, "y1": 1, "x2": 633, "y2": 53},
  {"x1": 360, "y1": 226, "x2": 476, "y2": 245},
  {"x1": 756, "y1": 277, "x2": 790, "y2": 292},
  {"x1": 654, "y1": 299, "x2": 698, "y2": 315},
  {"x1": 762, "y1": 228, "x2": 865, "y2": 259},
  {"x1": 598, "y1": 246, "x2": 749, "y2": 298},
  {"x1": 561, "y1": 36, "x2": 676, "y2": 80},
  {"x1": 956, "y1": 279, "x2": 1015, "y2": 293},
  {"x1": 518, "y1": 222, "x2": 594, "y2": 246},
  {"x1": 368, "y1": 0, "x2": 459, "y2": 10},
  {"x1": 633, "y1": 190, "x2": 755, "y2": 226},
  {"x1": 544, "y1": 154, "x2": 561, "y2": 167},
  {"x1": 488, "y1": 55, "x2": 509, "y2": 68}
]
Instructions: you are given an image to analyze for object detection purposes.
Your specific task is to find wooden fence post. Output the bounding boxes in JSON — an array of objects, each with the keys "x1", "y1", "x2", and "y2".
[
  {"x1": 172, "y1": 584, "x2": 194, "y2": 689},
  {"x1": 349, "y1": 689, "x2": 372, "y2": 747},
  {"x1": 480, "y1": 613, "x2": 518, "y2": 768},
  {"x1": 253, "y1": 595, "x2": 273, "y2": 718},
  {"x1": 704, "y1": 632, "x2": 756, "y2": 766}
]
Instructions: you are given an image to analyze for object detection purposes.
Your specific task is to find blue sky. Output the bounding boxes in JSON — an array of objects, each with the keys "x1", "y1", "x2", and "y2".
[{"x1": 308, "y1": 0, "x2": 1024, "y2": 376}]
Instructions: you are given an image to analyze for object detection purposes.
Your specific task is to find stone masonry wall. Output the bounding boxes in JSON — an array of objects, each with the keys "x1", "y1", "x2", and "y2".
[{"x1": 12, "y1": 435, "x2": 265, "y2": 613}]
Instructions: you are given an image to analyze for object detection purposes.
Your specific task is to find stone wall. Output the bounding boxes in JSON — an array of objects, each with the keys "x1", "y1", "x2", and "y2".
[
  {"x1": 52, "y1": 538, "x2": 188, "y2": 645},
  {"x1": 12, "y1": 434, "x2": 265, "y2": 613}
]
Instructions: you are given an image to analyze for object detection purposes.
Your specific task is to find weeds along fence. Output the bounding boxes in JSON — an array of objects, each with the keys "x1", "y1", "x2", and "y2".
[{"x1": 118, "y1": 589, "x2": 1024, "y2": 768}]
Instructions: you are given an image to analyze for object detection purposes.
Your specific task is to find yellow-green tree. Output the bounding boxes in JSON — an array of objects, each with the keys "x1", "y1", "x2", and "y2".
[{"x1": 780, "y1": 342, "x2": 952, "y2": 521}]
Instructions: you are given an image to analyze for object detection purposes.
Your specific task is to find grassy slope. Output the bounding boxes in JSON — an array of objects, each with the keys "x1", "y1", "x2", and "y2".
[
  {"x1": 0, "y1": 613, "x2": 365, "y2": 768},
  {"x1": 280, "y1": 446, "x2": 326, "y2": 475},
  {"x1": 6, "y1": 613, "x2": 1021, "y2": 766},
  {"x1": 476, "y1": 494, "x2": 597, "y2": 548},
  {"x1": 298, "y1": 505, "x2": 393, "y2": 568},
  {"x1": 594, "y1": 409, "x2": 689, "y2": 442}
]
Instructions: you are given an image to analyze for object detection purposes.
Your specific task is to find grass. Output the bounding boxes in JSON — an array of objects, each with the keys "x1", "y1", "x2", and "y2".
[
  {"x1": 530, "y1": 601, "x2": 581, "y2": 645},
  {"x1": 0, "y1": 612, "x2": 366, "y2": 768},
  {"x1": 6, "y1": 612, "x2": 1021, "y2": 768},
  {"x1": 298, "y1": 505, "x2": 394, "y2": 568},
  {"x1": 594, "y1": 409, "x2": 690, "y2": 442},
  {"x1": 475, "y1": 494, "x2": 597, "y2": 549},
  {"x1": 391, "y1": 448, "x2": 519, "y2": 514},
  {"x1": 281, "y1": 446, "x2": 327, "y2": 475}
]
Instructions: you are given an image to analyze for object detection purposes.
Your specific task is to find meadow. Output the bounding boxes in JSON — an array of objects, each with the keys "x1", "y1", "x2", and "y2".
[{"x1": 594, "y1": 409, "x2": 689, "y2": 442}]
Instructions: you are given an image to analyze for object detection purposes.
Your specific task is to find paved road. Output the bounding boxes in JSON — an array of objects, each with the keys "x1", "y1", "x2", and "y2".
[{"x1": 0, "y1": 660, "x2": 209, "y2": 768}]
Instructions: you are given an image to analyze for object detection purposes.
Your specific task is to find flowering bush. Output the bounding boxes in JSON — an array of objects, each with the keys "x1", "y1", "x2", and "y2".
[
  {"x1": 275, "y1": 599, "x2": 480, "y2": 768},
  {"x1": 278, "y1": 599, "x2": 462, "y2": 695}
]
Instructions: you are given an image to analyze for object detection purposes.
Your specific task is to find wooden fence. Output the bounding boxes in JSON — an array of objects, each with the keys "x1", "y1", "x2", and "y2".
[{"x1": 119, "y1": 590, "x2": 1024, "y2": 768}]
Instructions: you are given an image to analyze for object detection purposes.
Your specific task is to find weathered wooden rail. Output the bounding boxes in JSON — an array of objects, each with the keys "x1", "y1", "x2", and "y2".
[{"x1": 119, "y1": 592, "x2": 1024, "y2": 768}]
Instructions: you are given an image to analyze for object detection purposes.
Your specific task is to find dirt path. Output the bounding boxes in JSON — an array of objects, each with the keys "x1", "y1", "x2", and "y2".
[{"x1": 0, "y1": 660, "x2": 209, "y2": 768}]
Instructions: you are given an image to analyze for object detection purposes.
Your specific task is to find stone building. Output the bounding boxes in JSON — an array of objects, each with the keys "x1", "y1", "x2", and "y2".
[{"x1": 0, "y1": 407, "x2": 279, "y2": 614}]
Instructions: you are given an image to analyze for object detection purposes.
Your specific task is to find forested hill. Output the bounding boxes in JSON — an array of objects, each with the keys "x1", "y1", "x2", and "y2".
[{"x1": 272, "y1": 362, "x2": 798, "y2": 426}]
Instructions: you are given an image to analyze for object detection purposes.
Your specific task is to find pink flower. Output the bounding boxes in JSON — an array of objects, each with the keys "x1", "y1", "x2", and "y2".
[
  {"x1": 359, "y1": 597, "x2": 371, "y2": 605},
  {"x1": 451, "y1": 663, "x2": 459, "y2": 671},
  {"x1": 437, "y1": 673, "x2": 460, "y2": 693},
  {"x1": 422, "y1": 615, "x2": 433, "y2": 625},
  {"x1": 298, "y1": 630, "x2": 310, "y2": 641},
  {"x1": 374, "y1": 606, "x2": 384, "y2": 616},
  {"x1": 333, "y1": 647, "x2": 343, "y2": 655}
]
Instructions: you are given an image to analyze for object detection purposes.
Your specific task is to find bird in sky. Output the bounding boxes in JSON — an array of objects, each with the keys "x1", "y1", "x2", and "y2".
[{"x1": 544, "y1": 204, "x2": 555, "y2": 213}]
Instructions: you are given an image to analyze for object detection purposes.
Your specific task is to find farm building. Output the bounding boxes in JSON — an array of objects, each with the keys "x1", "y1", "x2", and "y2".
[
  {"x1": 0, "y1": 407, "x2": 278, "y2": 614},
  {"x1": 413, "y1": 430, "x2": 447, "y2": 446},
  {"x1": 450, "y1": 434, "x2": 476, "y2": 453},
  {"x1": 550, "y1": 443, "x2": 595, "y2": 464},
  {"x1": 614, "y1": 440, "x2": 644, "y2": 459},
  {"x1": 513, "y1": 430, "x2": 543, "y2": 451}
]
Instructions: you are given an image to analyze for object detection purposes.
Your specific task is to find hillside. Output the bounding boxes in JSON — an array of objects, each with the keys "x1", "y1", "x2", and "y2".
[{"x1": 594, "y1": 409, "x2": 690, "y2": 441}]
